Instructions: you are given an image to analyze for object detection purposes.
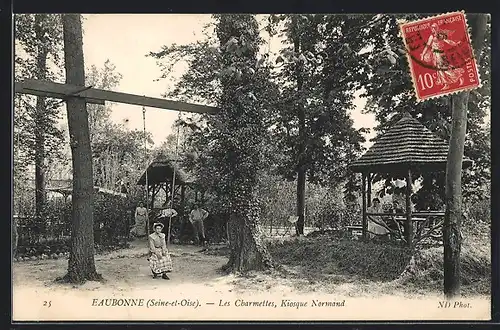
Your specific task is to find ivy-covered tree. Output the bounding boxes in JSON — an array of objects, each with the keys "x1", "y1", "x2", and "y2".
[
  {"x1": 212, "y1": 14, "x2": 275, "y2": 271},
  {"x1": 150, "y1": 15, "x2": 276, "y2": 271}
]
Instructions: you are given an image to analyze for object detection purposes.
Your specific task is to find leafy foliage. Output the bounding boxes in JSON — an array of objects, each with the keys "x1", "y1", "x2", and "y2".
[
  {"x1": 149, "y1": 14, "x2": 490, "y2": 241},
  {"x1": 85, "y1": 59, "x2": 123, "y2": 143},
  {"x1": 14, "y1": 14, "x2": 66, "y2": 178},
  {"x1": 50, "y1": 60, "x2": 154, "y2": 194},
  {"x1": 15, "y1": 191, "x2": 133, "y2": 257},
  {"x1": 149, "y1": 15, "x2": 278, "y2": 212},
  {"x1": 149, "y1": 15, "x2": 371, "y2": 228},
  {"x1": 270, "y1": 15, "x2": 369, "y2": 188},
  {"x1": 92, "y1": 122, "x2": 151, "y2": 190}
]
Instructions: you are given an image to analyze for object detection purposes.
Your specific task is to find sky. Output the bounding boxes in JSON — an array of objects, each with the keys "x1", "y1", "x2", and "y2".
[{"x1": 78, "y1": 14, "x2": 376, "y2": 148}]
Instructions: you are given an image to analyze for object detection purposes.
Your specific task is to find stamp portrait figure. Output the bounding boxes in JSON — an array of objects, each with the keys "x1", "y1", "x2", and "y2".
[{"x1": 420, "y1": 23, "x2": 465, "y2": 91}]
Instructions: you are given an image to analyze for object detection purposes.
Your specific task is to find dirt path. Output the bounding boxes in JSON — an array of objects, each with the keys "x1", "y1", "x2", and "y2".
[
  {"x1": 13, "y1": 239, "x2": 229, "y2": 292},
  {"x1": 12, "y1": 239, "x2": 491, "y2": 321}
]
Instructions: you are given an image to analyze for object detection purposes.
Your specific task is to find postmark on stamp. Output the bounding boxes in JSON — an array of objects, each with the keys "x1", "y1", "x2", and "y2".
[{"x1": 399, "y1": 11, "x2": 481, "y2": 101}]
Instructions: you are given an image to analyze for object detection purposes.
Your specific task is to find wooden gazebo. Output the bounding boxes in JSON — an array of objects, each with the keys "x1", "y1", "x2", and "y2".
[
  {"x1": 349, "y1": 112, "x2": 472, "y2": 248},
  {"x1": 137, "y1": 157, "x2": 196, "y2": 209},
  {"x1": 137, "y1": 157, "x2": 205, "y2": 235}
]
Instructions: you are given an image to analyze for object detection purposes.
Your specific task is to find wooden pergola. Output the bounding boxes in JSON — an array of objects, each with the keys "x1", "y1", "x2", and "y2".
[
  {"x1": 136, "y1": 157, "x2": 203, "y2": 228},
  {"x1": 47, "y1": 186, "x2": 128, "y2": 199},
  {"x1": 15, "y1": 79, "x2": 219, "y2": 114},
  {"x1": 136, "y1": 157, "x2": 195, "y2": 208},
  {"x1": 15, "y1": 77, "x2": 218, "y2": 229},
  {"x1": 349, "y1": 112, "x2": 472, "y2": 248}
]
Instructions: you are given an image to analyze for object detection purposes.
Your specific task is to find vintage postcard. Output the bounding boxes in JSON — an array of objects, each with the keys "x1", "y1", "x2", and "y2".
[
  {"x1": 399, "y1": 11, "x2": 481, "y2": 101},
  {"x1": 12, "y1": 13, "x2": 491, "y2": 322}
]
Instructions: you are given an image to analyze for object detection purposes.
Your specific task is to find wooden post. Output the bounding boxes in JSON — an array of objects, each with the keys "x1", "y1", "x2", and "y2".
[
  {"x1": 174, "y1": 185, "x2": 180, "y2": 202},
  {"x1": 269, "y1": 214, "x2": 274, "y2": 236},
  {"x1": 367, "y1": 173, "x2": 372, "y2": 208},
  {"x1": 147, "y1": 183, "x2": 154, "y2": 234},
  {"x1": 180, "y1": 185, "x2": 186, "y2": 219},
  {"x1": 164, "y1": 183, "x2": 169, "y2": 205},
  {"x1": 406, "y1": 168, "x2": 413, "y2": 248},
  {"x1": 361, "y1": 173, "x2": 367, "y2": 241},
  {"x1": 151, "y1": 184, "x2": 157, "y2": 208}
]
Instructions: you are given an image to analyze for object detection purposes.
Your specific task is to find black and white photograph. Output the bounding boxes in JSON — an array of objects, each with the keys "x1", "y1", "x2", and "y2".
[{"x1": 12, "y1": 13, "x2": 491, "y2": 321}]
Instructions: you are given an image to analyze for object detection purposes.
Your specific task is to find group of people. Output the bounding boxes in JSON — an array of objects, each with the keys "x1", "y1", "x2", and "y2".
[
  {"x1": 129, "y1": 201, "x2": 209, "y2": 280},
  {"x1": 366, "y1": 188, "x2": 415, "y2": 239}
]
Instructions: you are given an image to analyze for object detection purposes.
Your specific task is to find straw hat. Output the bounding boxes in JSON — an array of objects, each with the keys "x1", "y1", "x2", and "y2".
[{"x1": 153, "y1": 222, "x2": 164, "y2": 230}]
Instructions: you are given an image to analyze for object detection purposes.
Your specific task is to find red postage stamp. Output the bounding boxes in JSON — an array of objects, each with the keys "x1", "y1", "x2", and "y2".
[{"x1": 399, "y1": 12, "x2": 481, "y2": 101}]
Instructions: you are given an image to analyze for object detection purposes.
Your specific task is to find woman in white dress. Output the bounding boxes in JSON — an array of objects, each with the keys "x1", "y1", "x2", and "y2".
[
  {"x1": 367, "y1": 198, "x2": 389, "y2": 239},
  {"x1": 130, "y1": 201, "x2": 148, "y2": 237},
  {"x1": 158, "y1": 201, "x2": 178, "y2": 238}
]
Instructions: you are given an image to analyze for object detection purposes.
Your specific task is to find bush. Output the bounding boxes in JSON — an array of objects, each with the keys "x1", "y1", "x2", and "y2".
[
  {"x1": 465, "y1": 197, "x2": 491, "y2": 225},
  {"x1": 16, "y1": 237, "x2": 71, "y2": 258},
  {"x1": 255, "y1": 173, "x2": 351, "y2": 231},
  {"x1": 15, "y1": 191, "x2": 134, "y2": 257},
  {"x1": 93, "y1": 193, "x2": 135, "y2": 246},
  {"x1": 256, "y1": 174, "x2": 296, "y2": 228}
]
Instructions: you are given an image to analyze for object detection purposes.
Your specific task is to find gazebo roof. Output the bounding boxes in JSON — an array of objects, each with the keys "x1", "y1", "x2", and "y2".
[
  {"x1": 349, "y1": 112, "x2": 473, "y2": 173},
  {"x1": 136, "y1": 157, "x2": 195, "y2": 186}
]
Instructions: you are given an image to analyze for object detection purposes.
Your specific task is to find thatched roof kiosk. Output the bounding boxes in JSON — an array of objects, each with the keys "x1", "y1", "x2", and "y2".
[{"x1": 349, "y1": 112, "x2": 472, "y2": 247}]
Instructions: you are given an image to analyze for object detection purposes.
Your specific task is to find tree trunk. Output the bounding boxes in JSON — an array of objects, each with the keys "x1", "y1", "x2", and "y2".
[
  {"x1": 34, "y1": 98, "x2": 46, "y2": 219},
  {"x1": 296, "y1": 169, "x2": 306, "y2": 235},
  {"x1": 443, "y1": 13, "x2": 488, "y2": 299},
  {"x1": 293, "y1": 16, "x2": 306, "y2": 236},
  {"x1": 34, "y1": 14, "x2": 48, "y2": 219},
  {"x1": 223, "y1": 201, "x2": 273, "y2": 273},
  {"x1": 61, "y1": 14, "x2": 100, "y2": 283}
]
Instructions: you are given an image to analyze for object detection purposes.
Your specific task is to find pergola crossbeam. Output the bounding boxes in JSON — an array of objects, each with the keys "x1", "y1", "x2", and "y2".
[
  {"x1": 16, "y1": 82, "x2": 105, "y2": 105},
  {"x1": 15, "y1": 79, "x2": 220, "y2": 114}
]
